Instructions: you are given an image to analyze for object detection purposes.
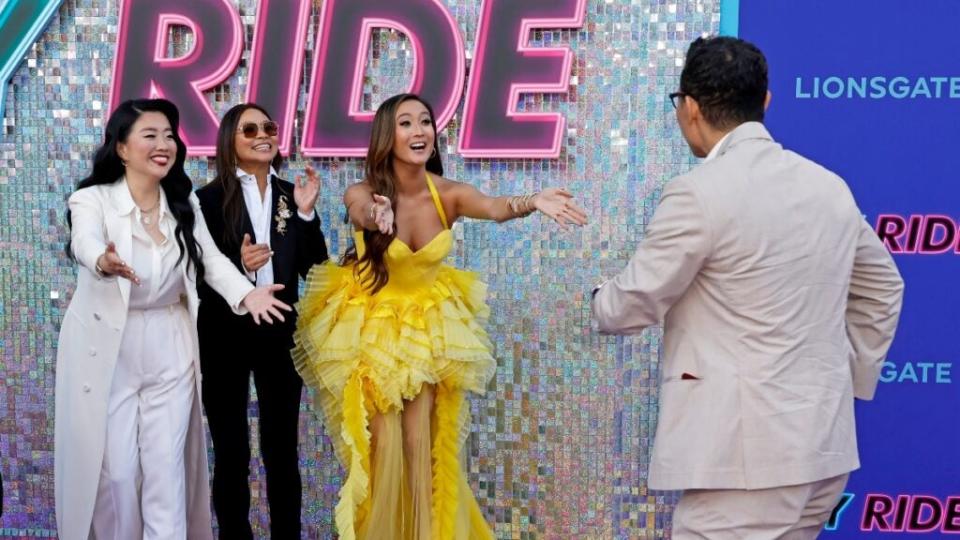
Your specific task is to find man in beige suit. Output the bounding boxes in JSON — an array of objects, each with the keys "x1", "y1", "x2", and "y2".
[{"x1": 592, "y1": 36, "x2": 904, "y2": 539}]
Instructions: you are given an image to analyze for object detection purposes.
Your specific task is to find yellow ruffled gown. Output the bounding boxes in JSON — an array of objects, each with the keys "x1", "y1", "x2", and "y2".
[{"x1": 293, "y1": 175, "x2": 496, "y2": 539}]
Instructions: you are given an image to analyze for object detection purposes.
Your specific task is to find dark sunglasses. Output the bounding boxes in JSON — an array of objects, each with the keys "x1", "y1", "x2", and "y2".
[{"x1": 237, "y1": 120, "x2": 279, "y2": 138}]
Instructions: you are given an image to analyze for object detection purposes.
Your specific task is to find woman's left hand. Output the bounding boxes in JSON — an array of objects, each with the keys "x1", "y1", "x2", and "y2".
[
  {"x1": 241, "y1": 284, "x2": 293, "y2": 325},
  {"x1": 533, "y1": 188, "x2": 589, "y2": 229},
  {"x1": 294, "y1": 165, "x2": 321, "y2": 215}
]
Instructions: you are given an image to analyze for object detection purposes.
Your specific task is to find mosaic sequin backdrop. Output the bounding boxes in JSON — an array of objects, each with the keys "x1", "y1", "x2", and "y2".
[{"x1": 0, "y1": 1, "x2": 717, "y2": 537}]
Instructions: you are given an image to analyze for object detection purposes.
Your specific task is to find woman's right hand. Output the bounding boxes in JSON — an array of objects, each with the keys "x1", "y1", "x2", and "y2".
[
  {"x1": 241, "y1": 233, "x2": 272, "y2": 272},
  {"x1": 371, "y1": 194, "x2": 394, "y2": 235},
  {"x1": 241, "y1": 284, "x2": 292, "y2": 325},
  {"x1": 96, "y1": 242, "x2": 140, "y2": 285}
]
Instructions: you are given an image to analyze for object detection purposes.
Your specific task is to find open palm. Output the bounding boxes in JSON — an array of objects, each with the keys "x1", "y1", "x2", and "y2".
[
  {"x1": 294, "y1": 165, "x2": 321, "y2": 214},
  {"x1": 534, "y1": 188, "x2": 588, "y2": 229}
]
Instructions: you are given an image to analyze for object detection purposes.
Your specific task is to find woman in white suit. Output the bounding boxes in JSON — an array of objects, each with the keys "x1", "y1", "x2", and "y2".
[{"x1": 55, "y1": 98, "x2": 291, "y2": 540}]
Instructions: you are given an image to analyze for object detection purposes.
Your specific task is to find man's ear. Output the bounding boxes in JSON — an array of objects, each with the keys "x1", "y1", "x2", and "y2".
[{"x1": 684, "y1": 94, "x2": 701, "y2": 122}]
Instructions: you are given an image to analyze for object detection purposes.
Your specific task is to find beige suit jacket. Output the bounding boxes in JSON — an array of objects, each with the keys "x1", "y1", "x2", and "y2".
[{"x1": 592, "y1": 122, "x2": 904, "y2": 490}]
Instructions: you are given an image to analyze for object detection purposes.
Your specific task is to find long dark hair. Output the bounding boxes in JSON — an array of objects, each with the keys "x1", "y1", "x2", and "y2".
[
  {"x1": 342, "y1": 93, "x2": 444, "y2": 294},
  {"x1": 210, "y1": 103, "x2": 284, "y2": 249},
  {"x1": 66, "y1": 98, "x2": 205, "y2": 283}
]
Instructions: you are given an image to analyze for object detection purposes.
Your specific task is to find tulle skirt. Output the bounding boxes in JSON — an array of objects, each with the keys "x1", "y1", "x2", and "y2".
[{"x1": 293, "y1": 262, "x2": 496, "y2": 539}]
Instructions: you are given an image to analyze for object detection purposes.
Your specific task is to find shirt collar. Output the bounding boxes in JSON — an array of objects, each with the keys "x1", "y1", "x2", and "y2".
[
  {"x1": 113, "y1": 176, "x2": 137, "y2": 216},
  {"x1": 703, "y1": 131, "x2": 733, "y2": 162},
  {"x1": 236, "y1": 166, "x2": 278, "y2": 185},
  {"x1": 116, "y1": 176, "x2": 173, "y2": 222}
]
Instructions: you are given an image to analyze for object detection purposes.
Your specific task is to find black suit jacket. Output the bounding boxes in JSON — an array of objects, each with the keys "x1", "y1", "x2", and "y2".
[{"x1": 195, "y1": 176, "x2": 328, "y2": 339}]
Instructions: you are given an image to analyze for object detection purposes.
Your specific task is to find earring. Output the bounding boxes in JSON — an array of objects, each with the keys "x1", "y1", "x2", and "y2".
[
  {"x1": 430, "y1": 147, "x2": 437, "y2": 158},
  {"x1": 120, "y1": 159, "x2": 128, "y2": 167}
]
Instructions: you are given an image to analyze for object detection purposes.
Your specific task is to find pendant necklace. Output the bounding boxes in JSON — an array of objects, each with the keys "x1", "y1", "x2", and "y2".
[{"x1": 139, "y1": 197, "x2": 159, "y2": 225}]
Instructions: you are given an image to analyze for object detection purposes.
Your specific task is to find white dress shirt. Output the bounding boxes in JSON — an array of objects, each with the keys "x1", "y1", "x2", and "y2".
[
  {"x1": 703, "y1": 131, "x2": 733, "y2": 162},
  {"x1": 237, "y1": 167, "x2": 315, "y2": 286},
  {"x1": 127, "y1": 182, "x2": 186, "y2": 309}
]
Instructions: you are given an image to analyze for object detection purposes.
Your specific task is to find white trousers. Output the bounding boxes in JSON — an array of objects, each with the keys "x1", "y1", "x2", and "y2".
[
  {"x1": 91, "y1": 305, "x2": 194, "y2": 540},
  {"x1": 672, "y1": 473, "x2": 850, "y2": 540}
]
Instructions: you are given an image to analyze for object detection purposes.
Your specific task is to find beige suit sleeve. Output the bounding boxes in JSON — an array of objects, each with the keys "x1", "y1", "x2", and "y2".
[
  {"x1": 846, "y1": 217, "x2": 905, "y2": 400},
  {"x1": 592, "y1": 177, "x2": 711, "y2": 334},
  {"x1": 191, "y1": 193, "x2": 254, "y2": 314}
]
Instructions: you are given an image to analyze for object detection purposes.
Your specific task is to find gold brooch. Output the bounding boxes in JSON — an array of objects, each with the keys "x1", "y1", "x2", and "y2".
[{"x1": 275, "y1": 195, "x2": 293, "y2": 235}]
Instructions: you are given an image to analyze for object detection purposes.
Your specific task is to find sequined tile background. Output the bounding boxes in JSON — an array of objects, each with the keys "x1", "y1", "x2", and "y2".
[{"x1": 0, "y1": 1, "x2": 716, "y2": 537}]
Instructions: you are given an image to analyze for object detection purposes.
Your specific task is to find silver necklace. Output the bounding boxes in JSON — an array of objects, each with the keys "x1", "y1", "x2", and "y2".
[{"x1": 139, "y1": 199, "x2": 159, "y2": 225}]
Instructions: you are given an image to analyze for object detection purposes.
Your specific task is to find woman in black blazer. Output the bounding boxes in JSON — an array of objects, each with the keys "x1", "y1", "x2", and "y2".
[{"x1": 196, "y1": 103, "x2": 328, "y2": 539}]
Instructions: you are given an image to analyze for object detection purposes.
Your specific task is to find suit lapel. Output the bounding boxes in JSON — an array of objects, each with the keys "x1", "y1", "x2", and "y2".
[
  {"x1": 107, "y1": 180, "x2": 134, "y2": 307},
  {"x1": 238, "y1": 188, "x2": 256, "y2": 244},
  {"x1": 269, "y1": 176, "x2": 292, "y2": 281}
]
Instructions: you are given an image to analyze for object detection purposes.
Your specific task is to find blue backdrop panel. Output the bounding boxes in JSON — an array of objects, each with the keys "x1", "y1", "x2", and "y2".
[{"x1": 737, "y1": 0, "x2": 960, "y2": 535}]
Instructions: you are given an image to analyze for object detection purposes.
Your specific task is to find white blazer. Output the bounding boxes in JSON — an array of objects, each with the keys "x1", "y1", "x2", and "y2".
[
  {"x1": 592, "y1": 122, "x2": 904, "y2": 490},
  {"x1": 54, "y1": 179, "x2": 254, "y2": 539}
]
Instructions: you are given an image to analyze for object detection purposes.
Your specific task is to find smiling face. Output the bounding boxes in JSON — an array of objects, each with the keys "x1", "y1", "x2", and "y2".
[
  {"x1": 391, "y1": 99, "x2": 435, "y2": 167},
  {"x1": 234, "y1": 107, "x2": 278, "y2": 172},
  {"x1": 116, "y1": 111, "x2": 175, "y2": 182}
]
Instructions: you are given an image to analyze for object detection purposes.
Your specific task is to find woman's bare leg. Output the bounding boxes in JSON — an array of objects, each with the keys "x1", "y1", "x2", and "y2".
[
  {"x1": 402, "y1": 384, "x2": 435, "y2": 539},
  {"x1": 361, "y1": 411, "x2": 403, "y2": 539}
]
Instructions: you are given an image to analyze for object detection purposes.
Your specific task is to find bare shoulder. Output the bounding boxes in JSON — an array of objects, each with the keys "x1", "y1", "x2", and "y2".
[
  {"x1": 430, "y1": 176, "x2": 481, "y2": 223},
  {"x1": 431, "y1": 175, "x2": 453, "y2": 189},
  {"x1": 345, "y1": 180, "x2": 373, "y2": 194},
  {"x1": 432, "y1": 176, "x2": 475, "y2": 197},
  {"x1": 343, "y1": 180, "x2": 373, "y2": 203}
]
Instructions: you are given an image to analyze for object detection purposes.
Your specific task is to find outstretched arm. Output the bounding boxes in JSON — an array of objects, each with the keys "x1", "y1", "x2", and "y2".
[
  {"x1": 191, "y1": 194, "x2": 291, "y2": 324},
  {"x1": 591, "y1": 177, "x2": 710, "y2": 334},
  {"x1": 450, "y1": 182, "x2": 588, "y2": 228},
  {"x1": 344, "y1": 182, "x2": 394, "y2": 234}
]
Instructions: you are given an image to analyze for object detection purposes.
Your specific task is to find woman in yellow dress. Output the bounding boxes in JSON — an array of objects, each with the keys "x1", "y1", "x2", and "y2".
[{"x1": 293, "y1": 93, "x2": 587, "y2": 539}]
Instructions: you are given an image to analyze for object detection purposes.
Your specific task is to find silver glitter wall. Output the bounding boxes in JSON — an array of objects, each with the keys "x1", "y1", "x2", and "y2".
[{"x1": 0, "y1": 1, "x2": 716, "y2": 537}]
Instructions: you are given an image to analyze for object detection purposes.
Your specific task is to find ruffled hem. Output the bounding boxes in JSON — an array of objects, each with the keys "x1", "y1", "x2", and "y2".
[
  {"x1": 292, "y1": 260, "x2": 495, "y2": 414},
  {"x1": 330, "y1": 373, "x2": 494, "y2": 539},
  {"x1": 333, "y1": 372, "x2": 372, "y2": 539}
]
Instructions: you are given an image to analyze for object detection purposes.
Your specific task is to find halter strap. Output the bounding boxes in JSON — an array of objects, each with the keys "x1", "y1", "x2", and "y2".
[{"x1": 425, "y1": 173, "x2": 448, "y2": 229}]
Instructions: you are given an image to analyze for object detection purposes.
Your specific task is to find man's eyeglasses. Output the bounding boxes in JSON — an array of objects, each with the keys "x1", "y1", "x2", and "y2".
[
  {"x1": 237, "y1": 120, "x2": 279, "y2": 138},
  {"x1": 668, "y1": 92, "x2": 687, "y2": 109}
]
